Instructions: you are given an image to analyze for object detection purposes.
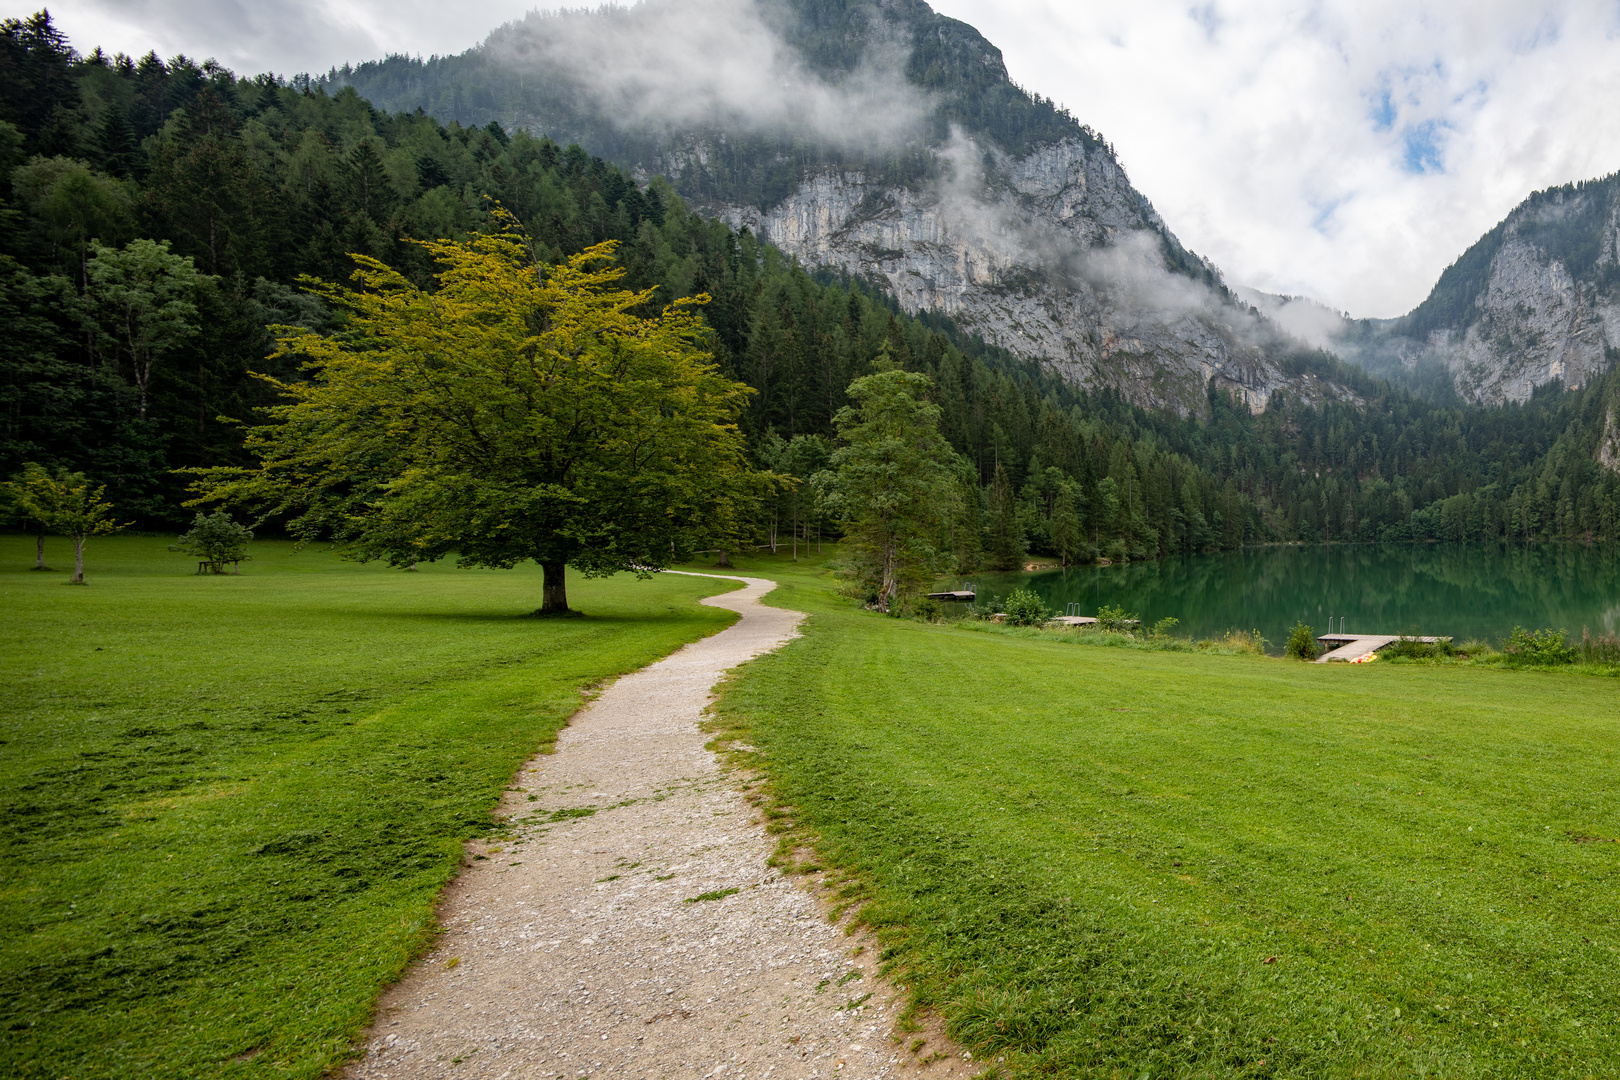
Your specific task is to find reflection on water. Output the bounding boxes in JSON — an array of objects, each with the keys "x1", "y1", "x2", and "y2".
[{"x1": 963, "y1": 544, "x2": 1620, "y2": 652}]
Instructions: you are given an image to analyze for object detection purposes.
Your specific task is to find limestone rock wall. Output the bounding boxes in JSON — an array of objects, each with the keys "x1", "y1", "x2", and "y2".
[
  {"x1": 680, "y1": 135, "x2": 1341, "y2": 415},
  {"x1": 1371, "y1": 192, "x2": 1620, "y2": 406}
]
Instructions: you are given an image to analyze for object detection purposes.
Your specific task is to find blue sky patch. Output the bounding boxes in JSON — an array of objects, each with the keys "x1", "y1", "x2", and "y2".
[
  {"x1": 1310, "y1": 198, "x2": 1344, "y2": 235},
  {"x1": 1402, "y1": 120, "x2": 1446, "y2": 174},
  {"x1": 1369, "y1": 88, "x2": 1395, "y2": 131}
]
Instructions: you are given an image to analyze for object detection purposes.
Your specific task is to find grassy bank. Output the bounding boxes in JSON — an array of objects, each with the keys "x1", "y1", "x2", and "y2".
[
  {"x1": 0, "y1": 534, "x2": 738, "y2": 1079},
  {"x1": 710, "y1": 553, "x2": 1620, "y2": 1077}
]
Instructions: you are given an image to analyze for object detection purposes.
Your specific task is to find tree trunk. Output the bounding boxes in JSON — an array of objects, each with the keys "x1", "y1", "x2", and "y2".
[
  {"x1": 539, "y1": 560, "x2": 569, "y2": 615},
  {"x1": 34, "y1": 531, "x2": 46, "y2": 570},
  {"x1": 71, "y1": 535, "x2": 85, "y2": 584},
  {"x1": 716, "y1": 549, "x2": 731, "y2": 568},
  {"x1": 877, "y1": 538, "x2": 898, "y2": 613}
]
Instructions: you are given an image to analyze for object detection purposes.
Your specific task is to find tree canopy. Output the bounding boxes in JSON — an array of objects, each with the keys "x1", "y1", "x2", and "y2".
[{"x1": 191, "y1": 222, "x2": 768, "y2": 613}]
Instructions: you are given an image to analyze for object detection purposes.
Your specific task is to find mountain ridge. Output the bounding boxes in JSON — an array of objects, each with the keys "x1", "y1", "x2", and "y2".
[
  {"x1": 1254, "y1": 174, "x2": 1620, "y2": 406},
  {"x1": 325, "y1": 0, "x2": 1358, "y2": 416}
]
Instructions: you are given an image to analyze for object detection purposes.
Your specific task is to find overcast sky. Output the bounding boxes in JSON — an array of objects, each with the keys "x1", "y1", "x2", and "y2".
[{"x1": 37, "y1": 0, "x2": 1620, "y2": 317}]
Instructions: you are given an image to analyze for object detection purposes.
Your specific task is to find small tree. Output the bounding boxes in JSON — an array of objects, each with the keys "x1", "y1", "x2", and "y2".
[
  {"x1": 4, "y1": 463, "x2": 60, "y2": 570},
  {"x1": 1284, "y1": 622, "x2": 1320, "y2": 660},
  {"x1": 7, "y1": 466, "x2": 126, "y2": 583},
  {"x1": 984, "y1": 462, "x2": 1027, "y2": 570},
  {"x1": 1049, "y1": 483, "x2": 1083, "y2": 567},
  {"x1": 758, "y1": 433, "x2": 830, "y2": 561},
  {"x1": 815, "y1": 366, "x2": 958, "y2": 613},
  {"x1": 1148, "y1": 616, "x2": 1180, "y2": 639},
  {"x1": 170, "y1": 510, "x2": 254, "y2": 573}
]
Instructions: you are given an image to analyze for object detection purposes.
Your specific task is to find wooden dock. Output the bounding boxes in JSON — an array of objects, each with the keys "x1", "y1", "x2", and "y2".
[
  {"x1": 926, "y1": 590, "x2": 976, "y2": 602},
  {"x1": 1315, "y1": 633, "x2": 1450, "y2": 663}
]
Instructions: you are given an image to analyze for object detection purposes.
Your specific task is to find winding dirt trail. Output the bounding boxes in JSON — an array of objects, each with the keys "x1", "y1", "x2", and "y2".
[{"x1": 346, "y1": 573, "x2": 970, "y2": 1080}]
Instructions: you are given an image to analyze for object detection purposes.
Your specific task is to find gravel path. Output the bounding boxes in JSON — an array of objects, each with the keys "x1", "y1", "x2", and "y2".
[{"x1": 346, "y1": 573, "x2": 971, "y2": 1080}]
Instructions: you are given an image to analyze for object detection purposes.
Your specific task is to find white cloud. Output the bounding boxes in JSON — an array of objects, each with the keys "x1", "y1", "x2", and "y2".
[
  {"x1": 482, "y1": 0, "x2": 926, "y2": 147},
  {"x1": 931, "y1": 0, "x2": 1620, "y2": 316},
  {"x1": 41, "y1": 0, "x2": 1620, "y2": 317},
  {"x1": 41, "y1": 0, "x2": 537, "y2": 79}
]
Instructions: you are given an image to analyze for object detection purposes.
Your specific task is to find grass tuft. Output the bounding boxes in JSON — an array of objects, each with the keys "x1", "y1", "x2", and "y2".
[{"x1": 683, "y1": 888, "x2": 740, "y2": 904}]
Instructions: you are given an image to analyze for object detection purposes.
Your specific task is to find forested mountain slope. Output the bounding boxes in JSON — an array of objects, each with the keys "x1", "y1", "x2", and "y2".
[
  {"x1": 326, "y1": 0, "x2": 1354, "y2": 416},
  {"x1": 3, "y1": 10, "x2": 1620, "y2": 562},
  {"x1": 0, "y1": 13, "x2": 1273, "y2": 562}
]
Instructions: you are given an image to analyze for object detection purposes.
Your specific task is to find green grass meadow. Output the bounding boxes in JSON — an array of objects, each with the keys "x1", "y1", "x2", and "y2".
[
  {"x1": 0, "y1": 534, "x2": 738, "y2": 1078},
  {"x1": 710, "y1": 554, "x2": 1620, "y2": 1078}
]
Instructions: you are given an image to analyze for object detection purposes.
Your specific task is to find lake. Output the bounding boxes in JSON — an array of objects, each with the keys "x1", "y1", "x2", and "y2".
[{"x1": 960, "y1": 543, "x2": 1620, "y2": 651}]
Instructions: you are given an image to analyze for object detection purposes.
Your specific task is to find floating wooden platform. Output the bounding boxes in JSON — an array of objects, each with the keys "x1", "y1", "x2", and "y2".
[
  {"x1": 1315, "y1": 633, "x2": 1450, "y2": 663},
  {"x1": 926, "y1": 591, "x2": 976, "y2": 602}
]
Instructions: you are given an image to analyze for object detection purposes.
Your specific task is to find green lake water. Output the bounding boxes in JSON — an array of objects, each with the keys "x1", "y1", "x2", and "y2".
[{"x1": 959, "y1": 544, "x2": 1620, "y2": 651}]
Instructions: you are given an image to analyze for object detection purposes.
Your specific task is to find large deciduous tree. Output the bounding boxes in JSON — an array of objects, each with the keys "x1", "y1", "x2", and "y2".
[
  {"x1": 191, "y1": 221, "x2": 767, "y2": 614},
  {"x1": 816, "y1": 364, "x2": 957, "y2": 613},
  {"x1": 81, "y1": 238, "x2": 203, "y2": 418}
]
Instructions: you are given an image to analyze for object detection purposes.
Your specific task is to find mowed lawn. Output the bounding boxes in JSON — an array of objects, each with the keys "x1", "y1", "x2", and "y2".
[
  {"x1": 0, "y1": 534, "x2": 738, "y2": 1079},
  {"x1": 713, "y1": 556, "x2": 1620, "y2": 1078}
]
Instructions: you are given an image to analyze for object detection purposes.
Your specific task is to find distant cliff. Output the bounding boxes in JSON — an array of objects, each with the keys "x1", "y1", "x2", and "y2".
[
  {"x1": 713, "y1": 134, "x2": 1331, "y2": 414},
  {"x1": 1318, "y1": 176, "x2": 1620, "y2": 405}
]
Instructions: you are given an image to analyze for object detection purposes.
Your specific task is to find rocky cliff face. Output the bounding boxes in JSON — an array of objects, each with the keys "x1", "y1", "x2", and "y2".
[
  {"x1": 332, "y1": 0, "x2": 1354, "y2": 417},
  {"x1": 707, "y1": 135, "x2": 1340, "y2": 415},
  {"x1": 1340, "y1": 179, "x2": 1620, "y2": 405}
]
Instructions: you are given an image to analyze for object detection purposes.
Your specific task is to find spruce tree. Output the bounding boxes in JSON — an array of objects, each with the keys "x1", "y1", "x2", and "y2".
[{"x1": 985, "y1": 461, "x2": 1026, "y2": 570}]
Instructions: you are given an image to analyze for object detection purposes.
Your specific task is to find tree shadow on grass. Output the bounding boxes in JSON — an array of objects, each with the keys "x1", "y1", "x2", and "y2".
[{"x1": 395, "y1": 609, "x2": 723, "y2": 626}]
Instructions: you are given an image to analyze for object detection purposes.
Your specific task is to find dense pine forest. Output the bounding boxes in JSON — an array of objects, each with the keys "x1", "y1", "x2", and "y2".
[{"x1": 3, "y1": 11, "x2": 1619, "y2": 575}]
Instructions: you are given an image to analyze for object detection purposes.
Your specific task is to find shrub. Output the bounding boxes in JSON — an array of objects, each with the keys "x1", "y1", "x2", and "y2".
[
  {"x1": 1504, "y1": 626, "x2": 1577, "y2": 665},
  {"x1": 1096, "y1": 604, "x2": 1138, "y2": 633},
  {"x1": 1002, "y1": 587, "x2": 1050, "y2": 627},
  {"x1": 1284, "y1": 622, "x2": 1319, "y2": 660},
  {"x1": 1383, "y1": 635, "x2": 1459, "y2": 661},
  {"x1": 1148, "y1": 616, "x2": 1179, "y2": 639},
  {"x1": 908, "y1": 596, "x2": 944, "y2": 622},
  {"x1": 1231, "y1": 629, "x2": 1269, "y2": 655},
  {"x1": 1577, "y1": 627, "x2": 1620, "y2": 665},
  {"x1": 1193, "y1": 630, "x2": 1268, "y2": 655},
  {"x1": 169, "y1": 510, "x2": 253, "y2": 573}
]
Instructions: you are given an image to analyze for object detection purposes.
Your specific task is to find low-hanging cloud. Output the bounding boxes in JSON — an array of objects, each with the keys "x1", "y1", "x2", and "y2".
[
  {"x1": 481, "y1": 0, "x2": 929, "y2": 149},
  {"x1": 931, "y1": 129, "x2": 1236, "y2": 328},
  {"x1": 49, "y1": 0, "x2": 1620, "y2": 321}
]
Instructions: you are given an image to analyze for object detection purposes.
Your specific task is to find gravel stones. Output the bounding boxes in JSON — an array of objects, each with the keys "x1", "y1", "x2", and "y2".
[{"x1": 346, "y1": 574, "x2": 969, "y2": 1080}]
